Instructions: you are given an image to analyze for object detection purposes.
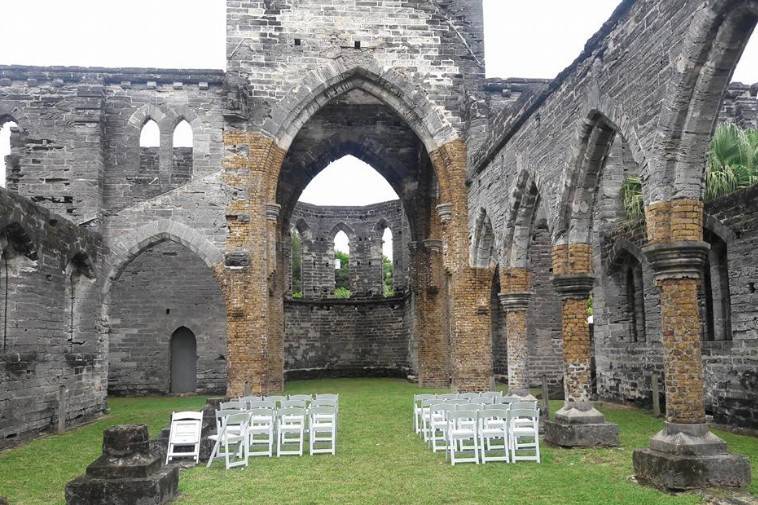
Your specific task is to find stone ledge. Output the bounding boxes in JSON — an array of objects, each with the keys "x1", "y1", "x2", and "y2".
[{"x1": 544, "y1": 419, "x2": 619, "y2": 448}]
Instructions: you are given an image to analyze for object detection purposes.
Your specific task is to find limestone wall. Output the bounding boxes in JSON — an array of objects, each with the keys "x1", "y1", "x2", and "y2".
[
  {"x1": 284, "y1": 296, "x2": 410, "y2": 379},
  {"x1": 0, "y1": 187, "x2": 104, "y2": 448}
]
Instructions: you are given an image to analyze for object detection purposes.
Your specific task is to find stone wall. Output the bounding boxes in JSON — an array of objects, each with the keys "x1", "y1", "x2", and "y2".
[
  {"x1": 287, "y1": 201, "x2": 409, "y2": 298},
  {"x1": 108, "y1": 240, "x2": 227, "y2": 396},
  {"x1": 284, "y1": 296, "x2": 410, "y2": 379},
  {"x1": 719, "y1": 82, "x2": 758, "y2": 129},
  {"x1": 0, "y1": 187, "x2": 104, "y2": 448}
]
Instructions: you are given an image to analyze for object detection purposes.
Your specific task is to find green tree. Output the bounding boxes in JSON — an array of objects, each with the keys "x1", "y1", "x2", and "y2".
[
  {"x1": 334, "y1": 249, "x2": 350, "y2": 297},
  {"x1": 291, "y1": 230, "x2": 302, "y2": 297},
  {"x1": 383, "y1": 255, "x2": 395, "y2": 297}
]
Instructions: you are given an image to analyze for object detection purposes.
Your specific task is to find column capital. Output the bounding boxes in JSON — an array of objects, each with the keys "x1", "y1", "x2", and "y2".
[
  {"x1": 552, "y1": 274, "x2": 594, "y2": 299},
  {"x1": 423, "y1": 239, "x2": 443, "y2": 253},
  {"x1": 642, "y1": 241, "x2": 709, "y2": 282},
  {"x1": 435, "y1": 203, "x2": 453, "y2": 224},
  {"x1": 498, "y1": 292, "x2": 532, "y2": 311},
  {"x1": 265, "y1": 203, "x2": 281, "y2": 222}
]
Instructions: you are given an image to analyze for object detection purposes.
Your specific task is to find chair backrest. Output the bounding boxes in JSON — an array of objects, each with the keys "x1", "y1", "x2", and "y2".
[
  {"x1": 288, "y1": 394, "x2": 313, "y2": 402},
  {"x1": 315, "y1": 393, "x2": 339, "y2": 402},
  {"x1": 459, "y1": 393, "x2": 480, "y2": 400},
  {"x1": 215, "y1": 408, "x2": 241, "y2": 428},
  {"x1": 248, "y1": 408, "x2": 275, "y2": 423},
  {"x1": 265, "y1": 395, "x2": 286, "y2": 406},
  {"x1": 311, "y1": 398, "x2": 337, "y2": 409},
  {"x1": 511, "y1": 400, "x2": 539, "y2": 411},
  {"x1": 278, "y1": 407, "x2": 307, "y2": 423},
  {"x1": 281, "y1": 399, "x2": 308, "y2": 409},
  {"x1": 480, "y1": 407, "x2": 509, "y2": 421},
  {"x1": 509, "y1": 404, "x2": 539, "y2": 422},
  {"x1": 224, "y1": 411, "x2": 252, "y2": 431},
  {"x1": 479, "y1": 392, "x2": 499, "y2": 403},
  {"x1": 448, "y1": 409, "x2": 479, "y2": 426},
  {"x1": 169, "y1": 411, "x2": 203, "y2": 445},
  {"x1": 414, "y1": 393, "x2": 433, "y2": 405},
  {"x1": 240, "y1": 396, "x2": 260, "y2": 408},
  {"x1": 310, "y1": 405, "x2": 337, "y2": 419},
  {"x1": 220, "y1": 400, "x2": 243, "y2": 410}
]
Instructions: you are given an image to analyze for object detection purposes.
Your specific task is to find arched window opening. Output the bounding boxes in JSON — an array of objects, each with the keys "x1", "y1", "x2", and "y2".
[
  {"x1": 172, "y1": 120, "x2": 193, "y2": 184},
  {"x1": 702, "y1": 229, "x2": 732, "y2": 342},
  {"x1": 170, "y1": 327, "x2": 197, "y2": 394},
  {"x1": 333, "y1": 230, "x2": 350, "y2": 298},
  {"x1": 139, "y1": 120, "x2": 160, "y2": 147},
  {"x1": 139, "y1": 120, "x2": 161, "y2": 181},
  {"x1": 291, "y1": 228, "x2": 303, "y2": 298},
  {"x1": 624, "y1": 259, "x2": 646, "y2": 343},
  {"x1": 381, "y1": 226, "x2": 394, "y2": 297},
  {"x1": 299, "y1": 156, "x2": 398, "y2": 206},
  {"x1": 65, "y1": 254, "x2": 95, "y2": 350},
  {"x1": 1, "y1": 121, "x2": 19, "y2": 189}
]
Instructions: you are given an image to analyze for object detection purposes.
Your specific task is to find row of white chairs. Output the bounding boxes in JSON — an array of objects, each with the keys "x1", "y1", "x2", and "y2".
[
  {"x1": 165, "y1": 394, "x2": 339, "y2": 470},
  {"x1": 413, "y1": 394, "x2": 540, "y2": 465}
]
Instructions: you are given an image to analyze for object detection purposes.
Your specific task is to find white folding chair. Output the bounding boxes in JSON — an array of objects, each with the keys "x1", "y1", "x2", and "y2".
[
  {"x1": 419, "y1": 397, "x2": 439, "y2": 442},
  {"x1": 247, "y1": 408, "x2": 275, "y2": 457},
  {"x1": 509, "y1": 402, "x2": 540, "y2": 463},
  {"x1": 277, "y1": 407, "x2": 306, "y2": 456},
  {"x1": 413, "y1": 394, "x2": 434, "y2": 435},
  {"x1": 165, "y1": 411, "x2": 203, "y2": 464},
  {"x1": 430, "y1": 403, "x2": 454, "y2": 452},
  {"x1": 207, "y1": 411, "x2": 251, "y2": 469},
  {"x1": 446, "y1": 409, "x2": 480, "y2": 465},
  {"x1": 309, "y1": 406, "x2": 337, "y2": 455},
  {"x1": 479, "y1": 406, "x2": 510, "y2": 463}
]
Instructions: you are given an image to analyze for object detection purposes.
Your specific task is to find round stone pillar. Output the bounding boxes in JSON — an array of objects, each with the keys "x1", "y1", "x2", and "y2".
[
  {"x1": 544, "y1": 274, "x2": 619, "y2": 448},
  {"x1": 633, "y1": 241, "x2": 750, "y2": 490},
  {"x1": 498, "y1": 292, "x2": 534, "y2": 399}
]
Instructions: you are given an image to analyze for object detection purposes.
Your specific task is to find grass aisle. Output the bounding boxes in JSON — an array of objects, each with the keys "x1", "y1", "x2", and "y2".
[{"x1": 0, "y1": 378, "x2": 756, "y2": 504}]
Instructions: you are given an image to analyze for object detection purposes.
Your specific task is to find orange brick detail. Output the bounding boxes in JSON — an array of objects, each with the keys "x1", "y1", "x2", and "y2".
[
  {"x1": 221, "y1": 130, "x2": 287, "y2": 397},
  {"x1": 561, "y1": 297, "x2": 593, "y2": 403},
  {"x1": 658, "y1": 277, "x2": 706, "y2": 424},
  {"x1": 645, "y1": 199, "x2": 704, "y2": 243},
  {"x1": 500, "y1": 267, "x2": 530, "y2": 294},
  {"x1": 505, "y1": 308, "x2": 529, "y2": 395},
  {"x1": 552, "y1": 243, "x2": 592, "y2": 276}
]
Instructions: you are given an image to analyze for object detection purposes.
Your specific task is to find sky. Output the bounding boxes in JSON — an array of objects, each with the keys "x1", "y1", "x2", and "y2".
[{"x1": 1, "y1": 0, "x2": 757, "y2": 253}]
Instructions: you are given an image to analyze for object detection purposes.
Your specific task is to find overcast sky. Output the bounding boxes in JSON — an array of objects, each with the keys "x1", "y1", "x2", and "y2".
[{"x1": 1, "y1": 0, "x2": 757, "y2": 253}]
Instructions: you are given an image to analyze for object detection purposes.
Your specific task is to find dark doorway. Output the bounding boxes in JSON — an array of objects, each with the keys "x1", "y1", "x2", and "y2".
[{"x1": 170, "y1": 327, "x2": 197, "y2": 394}]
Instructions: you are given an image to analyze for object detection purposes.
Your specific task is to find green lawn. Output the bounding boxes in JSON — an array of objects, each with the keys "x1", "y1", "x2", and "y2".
[{"x1": 1, "y1": 378, "x2": 756, "y2": 505}]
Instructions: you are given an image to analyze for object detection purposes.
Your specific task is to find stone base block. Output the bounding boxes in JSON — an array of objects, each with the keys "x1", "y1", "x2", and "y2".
[
  {"x1": 65, "y1": 465, "x2": 179, "y2": 505},
  {"x1": 544, "y1": 420, "x2": 619, "y2": 448},
  {"x1": 633, "y1": 448, "x2": 750, "y2": 490},
  {"x1": 633, "y1": 423, "x2": 751, "y2": 490}
]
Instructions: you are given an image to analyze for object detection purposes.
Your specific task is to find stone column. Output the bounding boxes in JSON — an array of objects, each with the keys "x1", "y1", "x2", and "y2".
[
  {"x1": 633, "y1": 241, "x2": 750, "y2": 490},
  {"x1": 498, "y1": 292, "x2": 533, "y2": 399},
  {"x1": 545, "y1": 243, "x2": 618, "y2": 447}
]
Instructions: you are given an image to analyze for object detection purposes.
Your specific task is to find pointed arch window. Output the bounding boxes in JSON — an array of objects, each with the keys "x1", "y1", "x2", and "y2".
[
  {"x1": 139, "y1": 120, "x2": 161, "y2": 179},
  {"x1": 334, "y1": 230, "x2": 350, "y2": 298},
  {"x1": 291, "y1": 227, "x2": 303, "y2": 298},
  {"x1": 624, "y1": 259, "x2": 646, "y2": 343},
  {"x1": 381, "y1": 226, "x2": 394, "y2": 297},
  {"x1": 1, "y1": 120, "x2": 19, "y2": 189},
  {"x1": 172, "y1": 120, "x2": 193, "y2": 184},
  {"x1": 702, "y1": 229, "x2": 732, "y2": 342}
]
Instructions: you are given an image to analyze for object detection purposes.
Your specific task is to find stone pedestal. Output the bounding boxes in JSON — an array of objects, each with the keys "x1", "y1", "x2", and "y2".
[
  {"x1": 66, "y1": 425, "x2": 178, "y2": 505},
  {"x1": 544, "y1": 403, "x2": 619, "y2": 448},
  {"x1": 633, "y1": 422, "x2": 750, "y2": 490}
]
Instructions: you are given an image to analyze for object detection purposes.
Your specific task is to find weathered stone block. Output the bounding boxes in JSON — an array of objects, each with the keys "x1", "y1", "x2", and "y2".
[
  {"x1": 65, "y1": 425, "x2": 179, "y2": 505},
  {"x1": 633, "y1": 449, "x2": 750, "y2": 490},
  {"x1": 544, "y1": 419, "x2": 619, "y2": 448}
]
